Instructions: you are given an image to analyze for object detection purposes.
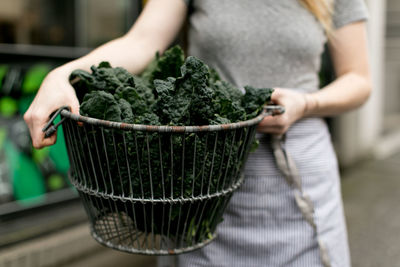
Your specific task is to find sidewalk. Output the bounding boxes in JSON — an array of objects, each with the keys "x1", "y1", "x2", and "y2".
[{"x1": 342, "y1": 152, "x2": 400, "y2": 267}]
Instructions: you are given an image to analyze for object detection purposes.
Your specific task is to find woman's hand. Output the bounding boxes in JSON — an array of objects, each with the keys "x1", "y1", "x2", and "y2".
[
  {"x1": 257, "y1": 88, "x2": 315, "y2": 135},
  {"x1": 24, "y1": 67, "x2": 80, "y2": 149},
  {"x1": 23, "y1": 0, "x2": 188, "y2": 150}
]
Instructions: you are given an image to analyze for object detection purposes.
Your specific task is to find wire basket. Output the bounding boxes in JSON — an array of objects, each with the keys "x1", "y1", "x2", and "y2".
[{"x1": 44, "y1": 105, "x2": 283, "y2": 255}]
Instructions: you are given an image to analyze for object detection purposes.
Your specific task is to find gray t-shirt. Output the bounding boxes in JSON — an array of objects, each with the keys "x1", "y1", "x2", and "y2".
[
  {"x1": 184, "y1": 0, "x2": 368, "y2": 176},
  {"x1": 185, "y1": 0, "x2": 367, "y2": 92}
]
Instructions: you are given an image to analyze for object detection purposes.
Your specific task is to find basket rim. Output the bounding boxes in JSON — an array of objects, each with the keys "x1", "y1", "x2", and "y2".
[
  {"x1": 60, "y1": 107, "x2": 273, "y2": 133},
  {"x1": 70, "y1": 172, "x2": 244, "y2": 203}
]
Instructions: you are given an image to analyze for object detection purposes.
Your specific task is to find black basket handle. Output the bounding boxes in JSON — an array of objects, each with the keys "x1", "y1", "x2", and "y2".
[
  {"x1": 42, "y1": 106, "x2": 70, "y2": 138},
  {"x1": 263, "y1": 104, "x2": 285, "y2": 116}
]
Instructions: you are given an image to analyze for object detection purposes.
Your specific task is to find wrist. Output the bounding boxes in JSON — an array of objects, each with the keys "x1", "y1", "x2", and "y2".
[
  {"x1": 303, "y1": 93, "x2": 318, "y2": 117},
  {"x1": 53, "y1": 60, "x2": 88, "y2": 80}
]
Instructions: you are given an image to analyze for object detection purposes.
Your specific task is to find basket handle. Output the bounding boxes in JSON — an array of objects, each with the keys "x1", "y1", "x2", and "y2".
[
  {"x1": 41, "y1": 104, "x2": 284, "y2": 138},
  {"x1": 263, "y1": 104, "x2": 285, "y2": 116},
  {"x1": 42, "y1": 106, "x2": 70, "y2": 138}
]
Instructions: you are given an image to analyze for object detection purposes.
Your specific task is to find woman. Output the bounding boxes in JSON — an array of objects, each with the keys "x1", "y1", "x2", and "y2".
[{"x1": 24, "y1": 0, "x2": 371, "y2": 266}]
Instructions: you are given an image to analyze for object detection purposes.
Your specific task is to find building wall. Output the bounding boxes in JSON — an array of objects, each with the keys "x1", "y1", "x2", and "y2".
[{"x1": 384, "y1": 0, "x2": 400, "y2": 129}]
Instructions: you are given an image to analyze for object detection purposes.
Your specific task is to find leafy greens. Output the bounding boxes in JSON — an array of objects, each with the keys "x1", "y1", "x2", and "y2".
[{"x1": 69, "y1": 46, "x2": 273, "y2": 247}]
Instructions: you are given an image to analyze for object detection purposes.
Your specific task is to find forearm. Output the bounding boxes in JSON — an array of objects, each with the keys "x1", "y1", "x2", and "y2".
[
  {"x1": 52, "y1": 0, "x2": 187, "y2": 77},
  {"x1": 304, "y1": 72, "x2": 372, "y2": 117},
  {"x1": 55, "y1": 36, "x2": 162, "y2": 76},
  {"x1": 304, "y1": 21, "x2": 371, "y2": 118}
]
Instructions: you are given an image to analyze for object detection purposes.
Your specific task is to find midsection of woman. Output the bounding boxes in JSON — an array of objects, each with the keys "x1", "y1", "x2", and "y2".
[
  {"x1": 187, "y1": 0, "x2": 336, "y2": 177},
  {"x1": 173, "y1": 0, "x2": 368, "y2": 266}
]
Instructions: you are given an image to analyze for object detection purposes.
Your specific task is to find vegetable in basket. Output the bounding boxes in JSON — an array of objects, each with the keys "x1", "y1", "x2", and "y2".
[{"x1": 69, "y1": 45, "x2": 273, "y2": 245}]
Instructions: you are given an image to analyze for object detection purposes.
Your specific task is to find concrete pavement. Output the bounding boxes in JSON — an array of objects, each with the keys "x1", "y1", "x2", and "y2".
[{"x1": 342, "y1": 152, "x2": 400, "y2": 267}]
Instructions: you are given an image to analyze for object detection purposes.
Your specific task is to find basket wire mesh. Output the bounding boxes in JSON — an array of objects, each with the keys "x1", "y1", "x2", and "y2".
[{"x1": 51, "y1": 106, "x2": 282, "y2": 255}]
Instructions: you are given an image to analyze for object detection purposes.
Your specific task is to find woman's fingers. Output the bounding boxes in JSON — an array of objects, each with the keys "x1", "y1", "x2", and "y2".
[
  {"x1": 257, "y1": 127, "x2": 289, "y2": 135},
  {"x1": 24, "y1": 108, "x2": 55, "y2": 148},
  {"x1": 24, "y1": 69, "x2": 80, "y2": 149},
  {"x1": 257, "y1": 115, "x2": 289, "y2": 134},
  {"x1": 257, "y1": 88, "x2": 309, "y2": 134},
  {"x1": 26, "y1": 100, "x2": 78, "y2": 148},
  {"x1": 33, "y1": 130, "x2": 57, "y2": 149},
  {"x1": 258, "y1": 113, "x2": 288, "y2": 128},
  {"x1": 70, "y1": 97, "x2": 80, "y2": 115},
  {"x1": 27, "y1": 108, "x2": 62, "y2": 148}
]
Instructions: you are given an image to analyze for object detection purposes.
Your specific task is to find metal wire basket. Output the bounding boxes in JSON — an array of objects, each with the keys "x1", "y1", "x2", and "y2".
[{"x1": 44, "y1": 105, "x2": 283, "y2": 255}]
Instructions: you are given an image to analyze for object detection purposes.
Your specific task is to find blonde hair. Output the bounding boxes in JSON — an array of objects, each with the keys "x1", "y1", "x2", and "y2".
[{"x1": 299, "y1": 0, "x2": 334, "y2": 36}]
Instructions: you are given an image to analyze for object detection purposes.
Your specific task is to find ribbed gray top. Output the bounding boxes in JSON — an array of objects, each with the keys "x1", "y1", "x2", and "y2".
[
  {"x1": 183, "y1": 0, "x2": 368, "y2": 176},
  {"x1": 184, "y1": 0, "x2": 367, "y2": 92}
]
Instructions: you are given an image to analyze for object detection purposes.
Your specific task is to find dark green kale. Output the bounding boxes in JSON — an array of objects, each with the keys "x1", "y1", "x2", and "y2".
[
  {"x1": 131, "y1": 76, "x2": 155, "y2": 107},
  {"x1": 70, "y1": 45, "x2": 274, "y2": 246},
  {"x1": 115, "y1": 86, "x2": 149, "y2": 116},
  {"x1": 140, "y1": 45, "x2": 185, "y2": 85},
  {"x1": 241, "y1": 85, "x2": 274, "y2": 118},
  {"x1": 153, "y1": 56, "x2": 215, "y2": 126},
  {"x1": 70, "y1": 61, "x2": 135, "y2": 96},
  {"x1": 211, "y1": 80, "x2": 246, "y2": 123},
  {"x1": 153, "y1": 77, "x2": 189, "y2": 125},
  {"x1": 118, "y1": 98, "x2": 134, "y2": 124},
  {"x1": 80, "y1": 90, "x2": 121, "y2": 122},
  {"x1": 180, "y1": 56, "x2": 215, "y2": 125}
]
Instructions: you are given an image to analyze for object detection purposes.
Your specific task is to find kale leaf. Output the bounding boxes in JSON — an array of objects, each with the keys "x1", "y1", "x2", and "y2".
[
  {"x1": 141, "y1": 45, "x2": 185, "y2": 85},
  {"x1": 80, "y1": 90, "x2": 121, "y2": 122},
  {"x1": 242, "y1": 85, "x2": 274, "y2": 118}
]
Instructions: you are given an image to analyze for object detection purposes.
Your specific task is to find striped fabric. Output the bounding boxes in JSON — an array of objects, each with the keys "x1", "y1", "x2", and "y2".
[
  {"x1": 174, "y1": 119, "x2": 350, "y2": 267},
  {"x1": 158, "y1": 0, "x2": 368, "y2": 266}
]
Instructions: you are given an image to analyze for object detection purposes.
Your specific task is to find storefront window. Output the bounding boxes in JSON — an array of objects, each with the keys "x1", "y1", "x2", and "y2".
[{"x1": 0, "y1": 0, "x2": 139, "y2": 47}]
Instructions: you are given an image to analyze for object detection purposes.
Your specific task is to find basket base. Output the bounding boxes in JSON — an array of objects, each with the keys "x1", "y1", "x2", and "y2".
[{"x1": 89, "y1": 225, "x2": 217, "y2": 255}]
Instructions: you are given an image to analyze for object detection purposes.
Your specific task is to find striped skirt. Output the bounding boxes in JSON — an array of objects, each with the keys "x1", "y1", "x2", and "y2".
[{"x1": 159, "y1": 118, "x2": 351, "y2": 267}]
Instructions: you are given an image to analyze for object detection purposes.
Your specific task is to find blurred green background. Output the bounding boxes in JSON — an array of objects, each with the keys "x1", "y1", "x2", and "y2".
[{"x1": 0, "y1": 63, "x2": 71, "y2": 205}]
